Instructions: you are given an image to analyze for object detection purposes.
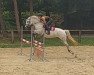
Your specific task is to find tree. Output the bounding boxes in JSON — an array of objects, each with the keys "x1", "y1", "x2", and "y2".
[
  {"x1": 29, "y1": 0, "x2": 33, "y2": 15},
  {"x1": 0, "y1": 0, "x2": 5, "y2": 37},
  {"x1": 13, "y1": 0, "x2": 21, "y2": 38}
]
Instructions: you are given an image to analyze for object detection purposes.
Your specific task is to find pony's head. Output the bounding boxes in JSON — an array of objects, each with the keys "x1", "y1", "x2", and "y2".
[{"x1": 25, "y1": 17, "x2": 32, "y2": 28}]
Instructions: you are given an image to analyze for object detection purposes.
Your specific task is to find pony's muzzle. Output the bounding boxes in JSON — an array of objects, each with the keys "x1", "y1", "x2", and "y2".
[{"x1": 25, "y1": 24, "x2": 33, "y2": 28}]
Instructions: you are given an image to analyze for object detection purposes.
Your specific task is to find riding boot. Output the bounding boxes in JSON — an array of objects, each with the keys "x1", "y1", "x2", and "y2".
[
  {"x1": 47, "y1": 30, "x2": 50, "y2": 35},
  {"x1": 45, "y1": 30, "x2": 50, "y2": 35},
  {"x1": 47, "y1": 28, "x2": 50, "y2": 35}
]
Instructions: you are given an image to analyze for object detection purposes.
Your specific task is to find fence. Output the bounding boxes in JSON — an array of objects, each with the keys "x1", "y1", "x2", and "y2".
[{"x1": 0, "y1": 30, "x2": 94, "y2": 44}]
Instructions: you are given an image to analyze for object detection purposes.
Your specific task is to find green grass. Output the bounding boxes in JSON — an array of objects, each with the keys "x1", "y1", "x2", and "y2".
[
  {"x1": 80, "y1": 37, "x2": 94, "y2": 46},
  {"x1": 0, "y1": 37, "x2": 94, "y2": 48}
]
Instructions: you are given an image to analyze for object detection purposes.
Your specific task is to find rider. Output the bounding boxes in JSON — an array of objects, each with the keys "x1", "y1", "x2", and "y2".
[{"x1": 37, "y1": 13, "x2": 55, "y2": 35}]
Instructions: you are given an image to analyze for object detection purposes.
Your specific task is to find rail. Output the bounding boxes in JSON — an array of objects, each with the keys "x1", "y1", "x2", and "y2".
[{"x1": 0, "y1": 30, "x2": 94, "y2": 43}]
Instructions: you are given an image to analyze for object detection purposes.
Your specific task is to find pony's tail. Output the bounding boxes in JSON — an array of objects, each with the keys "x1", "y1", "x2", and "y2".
[{"x1": 65, "y1": 30, "x2": 78, "y2": 46}]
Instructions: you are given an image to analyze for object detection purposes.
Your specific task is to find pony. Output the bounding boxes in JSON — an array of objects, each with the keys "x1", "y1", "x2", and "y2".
[{"x1": 25, "y1": 16, "x2": 78, "y2": 57}]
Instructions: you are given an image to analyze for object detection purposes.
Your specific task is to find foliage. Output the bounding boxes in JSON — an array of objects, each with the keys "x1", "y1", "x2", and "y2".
[{"x1": 1, "y1": 0, "x2": 94, "y2": 30}]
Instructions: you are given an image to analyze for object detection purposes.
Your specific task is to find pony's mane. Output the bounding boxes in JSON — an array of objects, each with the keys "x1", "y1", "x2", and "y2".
[{"x1": 29, "y1": 16, "x2": 40, "y2": 24}]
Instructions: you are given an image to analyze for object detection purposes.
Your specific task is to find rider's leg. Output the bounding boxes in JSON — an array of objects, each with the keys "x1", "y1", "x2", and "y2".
[
  {"x1": 45, "y1": 25, "x2": 50, "y2": 35},
  {"x1": 47, "y1": 27, "x2": 50, "y2": 35}
]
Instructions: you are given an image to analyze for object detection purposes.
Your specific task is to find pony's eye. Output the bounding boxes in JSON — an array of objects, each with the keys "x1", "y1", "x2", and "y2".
[{"x1": 27, "y1": 21, "x2": 29, "y2": 23}]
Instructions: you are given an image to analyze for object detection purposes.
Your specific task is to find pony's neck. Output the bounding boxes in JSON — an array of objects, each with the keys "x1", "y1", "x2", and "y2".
[{"x1": 29, "y1": 16, "x2": 44, "y2": 35}]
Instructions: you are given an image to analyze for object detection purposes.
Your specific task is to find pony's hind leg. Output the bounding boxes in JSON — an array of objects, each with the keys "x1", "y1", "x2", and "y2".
[
  {"x1": 63, "y1": 39, "x2": 77, "y2": 58},
  {"x1": 63, "y1": 40, "x2": 74, "y2": 54}
]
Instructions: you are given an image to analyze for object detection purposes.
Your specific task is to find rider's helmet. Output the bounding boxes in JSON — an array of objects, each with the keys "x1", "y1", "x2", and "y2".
[{"x1": 37, "y1": 13, "x2": 44, "y2": 17}]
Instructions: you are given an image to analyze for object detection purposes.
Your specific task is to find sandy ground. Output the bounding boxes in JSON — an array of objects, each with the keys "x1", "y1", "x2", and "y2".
[{"x1": 0, "y1": 46, "x2": 94, "y2": 75}]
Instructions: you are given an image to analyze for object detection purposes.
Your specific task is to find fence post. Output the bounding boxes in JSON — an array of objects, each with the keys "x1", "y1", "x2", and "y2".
[
  {"x1": 29, "y1": 26, "x2": 34, "y2": 61},
  {"x1": 78, "y1": 30, "x2": 81, "y2": 43},
  {"x1": 11, "y1": 30, "x2": 14, "y2": 43},
  {"x1": 20, "y1": 26, "x2": 24, "y2": 55},
  {"x1": 0, "y1": 30, "x2": 4, "y2": 37}
]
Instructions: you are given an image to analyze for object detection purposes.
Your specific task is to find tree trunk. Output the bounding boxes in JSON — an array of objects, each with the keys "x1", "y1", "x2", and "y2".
[
  {"x1": 13, "y1": 0, "x2": 21, "y2": 38},
  {"x1": 29, "y1": 0, "x2": 33, "y2": 15},
  {"x1": 0, "y1": 0, "x2": 4, "y2": 37}
]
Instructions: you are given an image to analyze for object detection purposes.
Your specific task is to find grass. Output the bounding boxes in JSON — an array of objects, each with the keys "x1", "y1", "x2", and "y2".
[
  {"x1": 0, "y1": 37, "x2": 94, "y2": 48},
  {"x1": 80, "y1": 37, "x2": 94, "y2": 46}
]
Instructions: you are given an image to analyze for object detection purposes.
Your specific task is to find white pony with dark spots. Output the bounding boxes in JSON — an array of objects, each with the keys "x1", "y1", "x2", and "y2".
[{"x1": 25, "y1": 16, "x2": 78, "y2": 57}]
